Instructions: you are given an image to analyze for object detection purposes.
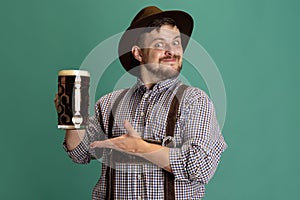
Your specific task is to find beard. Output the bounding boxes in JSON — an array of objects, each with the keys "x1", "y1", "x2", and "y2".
[{"x1": 144, "y1": 56, "x2": 182, "y2": 81}]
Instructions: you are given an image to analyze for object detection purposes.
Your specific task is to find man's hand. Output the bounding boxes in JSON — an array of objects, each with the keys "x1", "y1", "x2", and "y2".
[
  {"x1": 90, "y1": 120, "x2": 172, "y2": 172},
  {"x1": 90, "y1": 120, "x2": 150, "y2": 155},
  {"x1": 53, "y1": 93, "x2": 60, "y2": 113}
]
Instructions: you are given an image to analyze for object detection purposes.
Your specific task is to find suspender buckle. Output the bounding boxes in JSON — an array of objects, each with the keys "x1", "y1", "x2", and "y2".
[{"x1": 162, "y1": 136, "x2": 176, "y2": 147}]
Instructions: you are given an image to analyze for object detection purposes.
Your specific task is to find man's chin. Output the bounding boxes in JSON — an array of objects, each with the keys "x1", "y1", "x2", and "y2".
[
  {"x1": 160, "y1": 63, "x2": 181, "y2": 73},
  {"x1": 158, "y1": 68, "x2": 180, "y2": 80}
]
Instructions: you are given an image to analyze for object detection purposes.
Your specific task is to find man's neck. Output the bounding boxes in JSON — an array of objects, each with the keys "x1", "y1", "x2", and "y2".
[
  {"x1": 142, "y1": 80, "x2": 158, "y2": 90},
  {"x1": 139, "y1": 72, "x2": 161, "y2": 89}
]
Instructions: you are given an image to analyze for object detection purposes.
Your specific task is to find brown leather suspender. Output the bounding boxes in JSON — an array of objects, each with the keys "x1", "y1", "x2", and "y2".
[
  {"x1": 104, "y1": 84, "x2": 188, "y2": 199},
  {"x1": 164, "y1": 84, "x2": 188, "y2": 200},
  {"x1": 105, "y1": 88, "x2": 129, "y2": 200}
]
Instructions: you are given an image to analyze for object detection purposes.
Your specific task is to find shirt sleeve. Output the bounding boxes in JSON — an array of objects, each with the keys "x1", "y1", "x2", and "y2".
[
  {"x1": 169, "y1": 88, "x2": 227, "y2": 184},
  {"x1": 62, "y1": 115, "x2": 106, "y2": 164}
]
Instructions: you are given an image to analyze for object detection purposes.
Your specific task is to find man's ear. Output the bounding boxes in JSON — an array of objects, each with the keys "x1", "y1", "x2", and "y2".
[{"x1": 132, "y1": 46, "x2": 143, "y2": 62}]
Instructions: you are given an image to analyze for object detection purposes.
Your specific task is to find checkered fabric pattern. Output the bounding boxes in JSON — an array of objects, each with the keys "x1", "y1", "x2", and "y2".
[{"x1": 63, "y1": 77, "x2": 227, "y2": 200}]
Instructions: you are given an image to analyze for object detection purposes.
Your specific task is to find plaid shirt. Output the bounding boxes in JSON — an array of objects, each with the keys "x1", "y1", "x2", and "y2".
[{"x1": 64, "y1": 77, "x2": 227, "y2": 200}]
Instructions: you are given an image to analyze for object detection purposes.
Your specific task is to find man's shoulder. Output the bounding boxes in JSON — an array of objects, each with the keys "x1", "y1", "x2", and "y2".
[
  {"x1": 182, "y1": 85, "x2": 210, "y2": 100},
  {"x1": 180, "y1": 85, "x2": 215, "y2": 111},
  {"x1": 95, "y1": 88, "x2": 130, "y2": 106}
]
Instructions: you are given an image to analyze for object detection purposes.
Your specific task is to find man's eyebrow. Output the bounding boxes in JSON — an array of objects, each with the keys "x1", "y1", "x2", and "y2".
[
  {"x1": 150, "y1": 38, "x2": 166, "y2": 43},
  {"x1": 173, "y1": 35, "x2": 181, "y2": 40},
  {"x1": 150, "y1": 35, "x2": 181, "y2": 43}
]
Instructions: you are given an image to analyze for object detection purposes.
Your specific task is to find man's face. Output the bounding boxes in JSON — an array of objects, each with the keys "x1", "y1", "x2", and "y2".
[{"x1": 138, "y1": 25, "x2": 183, "y2": 81}]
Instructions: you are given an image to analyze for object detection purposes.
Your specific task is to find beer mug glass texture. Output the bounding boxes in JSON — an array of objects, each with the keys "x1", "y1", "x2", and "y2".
[{"x1": 57, "y1": 70, "x2": 90, "y2": 129}]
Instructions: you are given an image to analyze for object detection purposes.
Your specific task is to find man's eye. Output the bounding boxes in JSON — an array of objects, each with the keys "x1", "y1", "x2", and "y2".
[
  {"x1": 154, "y1": 42, "x2": 164, "y2": 48},
  {"x1": 173, "y1": 41, "x2": 180, "y2": 46}
]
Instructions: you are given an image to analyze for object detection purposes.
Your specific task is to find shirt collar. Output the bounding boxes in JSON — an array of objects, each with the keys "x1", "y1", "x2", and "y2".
[{"x1": 134, "y1": 76, "x2": 180, "y2": 94}]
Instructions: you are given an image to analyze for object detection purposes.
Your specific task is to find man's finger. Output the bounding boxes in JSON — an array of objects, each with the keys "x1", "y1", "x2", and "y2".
[
  {"x1": 90, "y1": 140, "x2": 113, "y2": 149},
  {"x1": 124, "y1": 120, "x2": 140, "y2": 137},
  {"x1": 54, "y1": 93, "x2": 61, "y2": 112},
  {"x1": 90, "y1": 138, "x2": 119, "y2": 149},
  {"x1": 90, "y1": 141, "x2": 103, "y2": 148}
]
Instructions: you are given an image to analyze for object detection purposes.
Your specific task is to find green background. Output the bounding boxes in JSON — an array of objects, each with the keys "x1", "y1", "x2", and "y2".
[{"x1": 1, "y1": 0, "x2": 299, "y2": 199}]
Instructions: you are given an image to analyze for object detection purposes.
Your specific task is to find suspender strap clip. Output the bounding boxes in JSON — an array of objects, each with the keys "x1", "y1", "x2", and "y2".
[{"x1": 162, "y1": 136, "x2": 176, "y2": 147}]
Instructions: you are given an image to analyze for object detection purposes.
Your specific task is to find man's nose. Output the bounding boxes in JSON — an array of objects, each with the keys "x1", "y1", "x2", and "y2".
[{"x1": 164, "y1": 44, "x2": 175, "y2": 56}]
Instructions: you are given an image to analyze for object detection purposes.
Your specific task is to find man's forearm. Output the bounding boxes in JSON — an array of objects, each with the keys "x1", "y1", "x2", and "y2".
[
  {"x1": 65, "y1": 129, "x2": 86, "y2": 150},
  {"x1": 89, "y1": 121, "x2": 174, "y2": 172},
  {"x1": 139, "y1": 142, "x2": 172, "y2": 172}
]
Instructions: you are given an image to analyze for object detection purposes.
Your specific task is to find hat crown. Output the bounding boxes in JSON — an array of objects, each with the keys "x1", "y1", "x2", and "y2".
[{"x1": 131, "y1": 6, "x2": 162, "y2": 26}]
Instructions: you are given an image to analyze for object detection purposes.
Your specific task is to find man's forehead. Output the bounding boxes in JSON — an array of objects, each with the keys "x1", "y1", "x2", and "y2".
[
  {"x1": 152, "y1": 25, "x2": 180, "y2": 34},
  {"x1": 145, "y1": 25, "x2": 181, "y2": 39}
]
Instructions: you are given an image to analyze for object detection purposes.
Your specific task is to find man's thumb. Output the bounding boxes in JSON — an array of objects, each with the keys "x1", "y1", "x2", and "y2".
[{"x1": 124, "y1": 120, "x2": 140, "y2": 137}]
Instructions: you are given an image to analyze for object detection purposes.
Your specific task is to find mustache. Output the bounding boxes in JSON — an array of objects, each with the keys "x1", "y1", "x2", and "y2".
[{"x1": 159, "y1": 55, "x2": 181, "y2": 62}]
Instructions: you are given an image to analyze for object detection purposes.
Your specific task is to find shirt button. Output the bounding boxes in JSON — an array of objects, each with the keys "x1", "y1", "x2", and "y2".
[
  {"x1": 137, "y1": 175, "x2": 141, "y2": 180},
  {"x1": 137, "y1": 196, "x2": 142, "y2": 200},
  {"x1": 141, "y1": 112, "x2": 145, "y2": 116},
  {"x1": 144, "y1": 93, "x2": 149, "y2": 98}
]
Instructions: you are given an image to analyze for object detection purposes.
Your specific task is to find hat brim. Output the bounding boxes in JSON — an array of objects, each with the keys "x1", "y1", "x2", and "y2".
[{"x1": 118, "y1": 10, "x2": 194, "y2": 76}]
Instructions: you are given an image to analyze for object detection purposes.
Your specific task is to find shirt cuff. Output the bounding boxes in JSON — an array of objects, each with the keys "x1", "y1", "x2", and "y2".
[{"x1": 62, "y1": 138, "x2": 91, "y2": 164}]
